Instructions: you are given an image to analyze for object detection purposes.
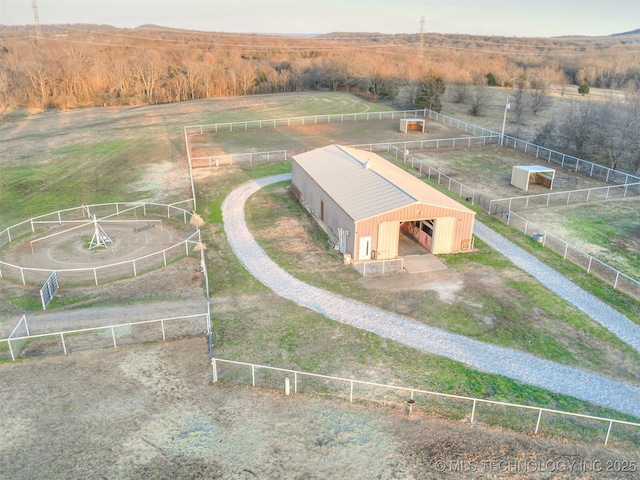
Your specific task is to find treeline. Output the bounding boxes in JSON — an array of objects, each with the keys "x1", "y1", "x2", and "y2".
[
  {"x1": 1, "y1": 24, "x2": 639, "y2": 113},
  {"x1": 1, "y1": 24, "x2": 639, "y2": 173}
]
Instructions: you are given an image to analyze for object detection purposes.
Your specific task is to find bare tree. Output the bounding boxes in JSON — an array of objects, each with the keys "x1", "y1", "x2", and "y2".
[
  {"x1": 528, "y1": 69, "x2": 554, "y2": 116},
  {"x1": 182, "y1": 60, "x2": 205, "y2": 100},
  {"x1": 510, "y1": 81, "x2": 527, "y2": 128},
  {"x1": 532, "y1": 118, "x2": 558, "y2": 147},
  {"x1": 468, "y1": 76, "x2": 489, "y2": 116},
  {"x1": 558, "y1": 101, "x2": 596, "y2": 157},
  {"x1": 58, "y1": 46, "x2": 93, "y2": 105},
  {"x1": 236, "y1": 63, "x2": 256, "y2": 96},
  {"x1": 449, "y1": 82, "x2": 469, "y2": 104},
  {"x1": 501, "y1": 61, "x2": 522, "y2": 87},
  {"x1": 106, "y1": 58, "x2": 133, "y2": 106},
  {"x1": 398, "y1": 58, "x2": 424, "y2": 106},
  {"x1": 23, "y1": 61, "x2": 53, "y2": 111},
  {"x1": 135, "y1": 51, "x2": 165, "y2": 104},
  {"x1": 0, "y1": 68, "x2": 12, "y2": 117}
]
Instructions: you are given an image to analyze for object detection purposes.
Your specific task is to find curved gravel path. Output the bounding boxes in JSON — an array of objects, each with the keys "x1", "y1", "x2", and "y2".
[
  {"x1": 222, "y1": 174, "x2": 640, "y2": 417},
  {"x1": 475, "y1": 223, "x2": 640, "y2": 353}
]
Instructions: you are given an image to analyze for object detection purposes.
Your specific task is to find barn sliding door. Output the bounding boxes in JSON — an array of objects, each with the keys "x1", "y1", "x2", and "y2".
[{"x1": 377, "y1": 221, "x2": 399, "y2": 259}]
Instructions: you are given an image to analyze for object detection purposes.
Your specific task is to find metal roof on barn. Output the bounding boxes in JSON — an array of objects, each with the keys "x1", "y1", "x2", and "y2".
[{"x1": 292, "y1": 145, "x2": 473, "y2": 221}]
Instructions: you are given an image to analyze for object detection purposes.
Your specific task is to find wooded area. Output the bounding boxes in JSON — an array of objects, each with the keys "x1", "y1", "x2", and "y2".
[{"x1": 1, "y1": 24, "x2": 639, "y2": 172}]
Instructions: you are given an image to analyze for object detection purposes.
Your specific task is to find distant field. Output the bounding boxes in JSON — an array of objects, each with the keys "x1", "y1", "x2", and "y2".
[{"x1": 1, "y1": 91, "x2": 639, "y2": 461}]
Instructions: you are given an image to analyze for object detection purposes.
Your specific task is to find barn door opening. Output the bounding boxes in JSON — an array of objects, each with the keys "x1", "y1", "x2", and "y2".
[{"x1": 400, "y1": 220, "x2": 434, "y2": 253}]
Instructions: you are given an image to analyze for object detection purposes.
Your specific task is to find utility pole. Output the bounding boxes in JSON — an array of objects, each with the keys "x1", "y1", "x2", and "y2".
[
  {"x1": 501, "y1": 95, "x2": 510, "y2": 146},
  {"x1": 418, "y1": 16, "x2": 425, "y2": 59},
  {"x1": 32, "y1": 0, "x2": 42, "y2": 43}
]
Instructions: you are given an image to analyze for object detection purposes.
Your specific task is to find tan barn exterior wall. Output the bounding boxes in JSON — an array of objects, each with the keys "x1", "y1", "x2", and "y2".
[
  {"x1": 353, "y1": 203, "x2": 474, "y2": 262},
  {"x1": 292, "y1": 146, "x2": 475, "y2": 265}
]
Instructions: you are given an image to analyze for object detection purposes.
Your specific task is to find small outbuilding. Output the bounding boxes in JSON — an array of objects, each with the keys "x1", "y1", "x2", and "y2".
[
  {"x1": 399, "y1": 118, "x2": 426, "y2": 133},
  {"x1": 511, "y1": 165, "x2": 556, "y2": 192},
  {"x1": 291, "y1": 145, "x2": 476, "y2": 264}
]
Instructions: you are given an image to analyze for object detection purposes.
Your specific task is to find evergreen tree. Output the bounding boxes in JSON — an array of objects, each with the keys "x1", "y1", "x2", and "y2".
[
  {"x1": 415, "y1": 70, "x2": 446, "y2": 112},
  {"x1": 578, "y1": 81, "x2": 590, "y2": 95}
]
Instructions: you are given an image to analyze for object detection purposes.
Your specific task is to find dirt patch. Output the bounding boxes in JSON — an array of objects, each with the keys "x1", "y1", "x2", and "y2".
[
  {"x1": 0, "y1": 255, "x2": 206, "y2": 339},
  {"x1": 0, "y1": 217, "x2": 197, "y2": 286},
  {"x1": 361, "y1": 269, "x2": 464, "y2": 303},
  {"x1": 1, "y1": 337, "x2": 637, "y2": 479},
  {"x1": 409, "y1": 145, "x2": 616, "y2": 200}
]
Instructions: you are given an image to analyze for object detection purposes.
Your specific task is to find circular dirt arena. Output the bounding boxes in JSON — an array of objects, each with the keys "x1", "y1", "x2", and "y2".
[{"x1": 1, "y1": 217, "x2": 199, "y2": 285}]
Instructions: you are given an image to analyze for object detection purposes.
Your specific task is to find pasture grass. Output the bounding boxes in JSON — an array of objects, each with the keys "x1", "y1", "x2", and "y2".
[
  {"x1": 562, "y1": 203, "x2": 640, "y2": 277},
  {"x1": 2, "y1": 91, "x2": 639, "y2": 443},
  {"x1": 0, "y1": 139, "x2": 156, "y2": 227},
  {"x1": 212, "y1": 291, "x2": 640, "y2": 434},
  {"x1": 246, "y1": 181, "x2": 640, "y2": 386},
  {"x1": 480, "y1": 213, "x2": 640, "y2": 326}
]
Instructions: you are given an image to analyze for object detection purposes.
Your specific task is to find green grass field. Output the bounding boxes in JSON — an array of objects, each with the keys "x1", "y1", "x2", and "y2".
[{"x1": 2, "y1": 92, "x2": 639, "y2": 441}]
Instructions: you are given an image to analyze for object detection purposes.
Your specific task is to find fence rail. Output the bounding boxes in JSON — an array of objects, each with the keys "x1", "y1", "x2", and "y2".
[
  {"x1": 0, "y1": 313, "x2": 209, "y2": 362},
  {"x1": 183, "y1": 107, "x2": 639, "y2": 297},
  {"x1": 491, "y1": 183, "x2": 640, "y2": 212},
  {"x1": 424, "y1": 109, "x2": 640, "y2": 186},
  {"x1": 0, "y1": 201, "x2": 200, "y2": 286},
  {"x1": 184, "y1": 109, "x2": 427, "y2": 135},
  {"x1": 354, "y1": 257, "x2": 404, "y2": 277},
  {"x1": 211, "y1": 358, "x2": 640, "y2": 447}
]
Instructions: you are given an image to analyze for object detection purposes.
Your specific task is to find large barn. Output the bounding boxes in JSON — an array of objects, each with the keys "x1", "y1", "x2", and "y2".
[{"x1": 291, "y1": 145, "x2": 476, "y2": 264}]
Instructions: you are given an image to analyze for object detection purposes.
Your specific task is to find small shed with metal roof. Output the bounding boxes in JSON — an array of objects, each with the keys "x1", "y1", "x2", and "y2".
[
  {"x1": 399, "y1": 118, "x2": 426, "y2": 133},
  {"x1": 291, "y1": 145, "x2": 476, "y2": 264},
  {"x1": 511, "y1": 165, "x2": 556, "y2": 192}
]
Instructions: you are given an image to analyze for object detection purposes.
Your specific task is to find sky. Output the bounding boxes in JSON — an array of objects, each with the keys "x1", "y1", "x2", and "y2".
[{"x1": 0, "y1": 0, "x2": 638, "y2": 38}]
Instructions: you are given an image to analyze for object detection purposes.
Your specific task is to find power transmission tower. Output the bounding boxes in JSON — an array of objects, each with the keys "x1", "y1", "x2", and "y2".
[
  {"x1": 418, "y1": 16, "x2": 426, "y2": 58},
  {"x1": 32, "y1": 0, "x2": 42, "y2": 43}
]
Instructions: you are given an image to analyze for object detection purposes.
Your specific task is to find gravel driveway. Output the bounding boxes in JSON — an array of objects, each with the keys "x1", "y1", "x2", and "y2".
[{"x1": 222, "y1": 174, "x2": 640, "y2": 417}]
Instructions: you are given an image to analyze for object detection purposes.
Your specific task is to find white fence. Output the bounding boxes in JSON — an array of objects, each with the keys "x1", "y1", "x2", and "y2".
[
  {"x1": 491, "y1": 183, "x2": 640, "y2": 212},
  {"x1": 184, "y1": 109, "x2": 427, "y2": 136},
  {"x1": 0, "y1": 312, "x2": 209, "y2": 361},
  {"x1": 505, "y1": 211, "x2": 640, "y2": 297},
  {"x1": 182, "y1": 107, "x2": 639, "y2": 297},
  {"x1": 424, "y1": 109, "x2": 640, "y2": 186},
  {"x1": 211, "y1": 358, "x2": 640, "y2": 447},
  {"x1": 0, "y1": 201, "x2": 200, "y2": 286},
  {"x1": 354, "y1": 258, "x2": 404, "y2": 277},
  {"x1": 190, "y1": 135, "x2": 499, "y2": 169}
]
